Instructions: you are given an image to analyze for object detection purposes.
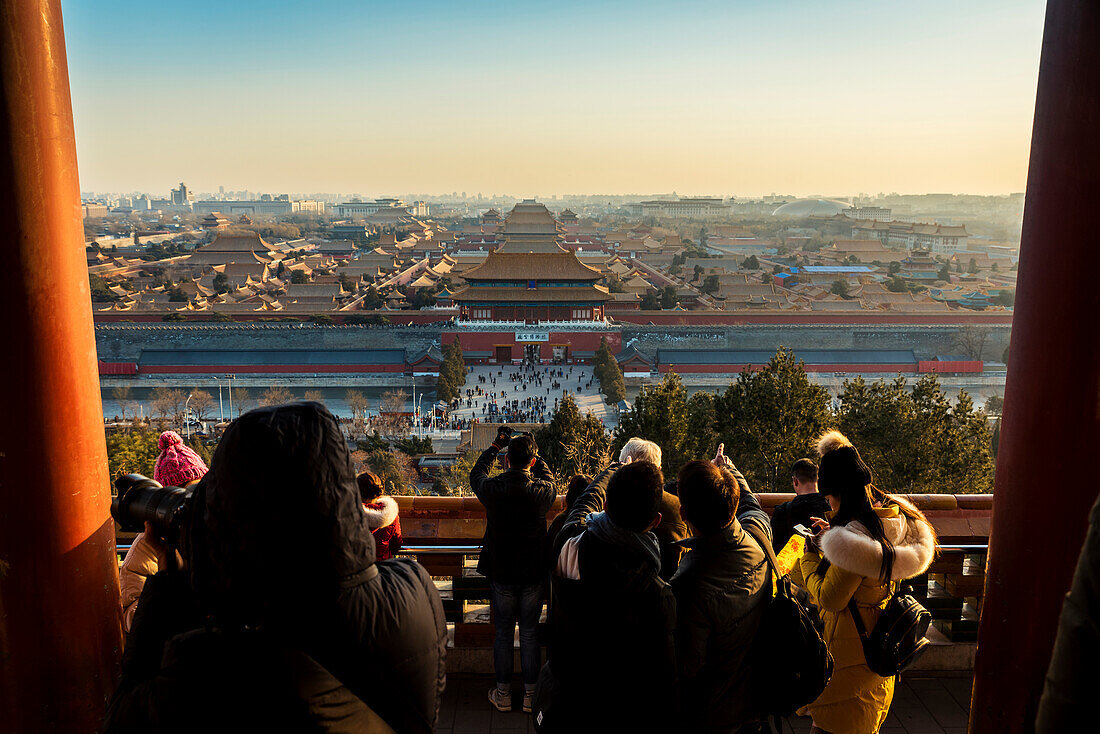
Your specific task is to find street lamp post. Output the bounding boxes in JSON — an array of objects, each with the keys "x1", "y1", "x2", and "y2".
[
  {"x1": 226, "y1": 374, "x2": 234, "y2": 417},
  {"x1": 184, "y1": 393, "x2": 193, "y2": 439},
  {"x1": 212, "y1": 376, "x2": 224, "y2": 421}
]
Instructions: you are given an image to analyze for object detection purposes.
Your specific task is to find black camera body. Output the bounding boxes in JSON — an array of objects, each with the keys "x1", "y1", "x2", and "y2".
[{"x1": 111, "y1": 473, "x2": 194, "y2": 545}]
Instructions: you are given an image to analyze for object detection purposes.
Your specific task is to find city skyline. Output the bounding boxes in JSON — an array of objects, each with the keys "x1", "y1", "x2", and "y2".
[{"x1": 64, "y1": 0, "x2": 1045, "y2": 196}]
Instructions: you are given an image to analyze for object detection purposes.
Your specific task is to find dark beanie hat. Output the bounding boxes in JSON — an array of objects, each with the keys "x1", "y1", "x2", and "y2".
[{"x1": 816, "y1": 430, "x2": 873, "y2": 495}]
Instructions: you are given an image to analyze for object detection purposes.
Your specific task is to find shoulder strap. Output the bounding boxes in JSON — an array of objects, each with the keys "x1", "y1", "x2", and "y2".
[
  {"x1": 847, "y1": 596, "x2": 869, "y2": 640},
  {"x1": 847, "y1": 541, "x2": 899, "y2": 641},
  {"x1": 743, "y1": 522, "x2": 782, "y2": 595},
  {"x1": 744, "y1": 522, "x2": 780, "y2": 574}
]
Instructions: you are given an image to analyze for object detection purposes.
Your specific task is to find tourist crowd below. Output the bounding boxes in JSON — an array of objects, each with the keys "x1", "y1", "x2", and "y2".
[{"x1": 106, "y1": 400, "x2": 948, "y2": 733}]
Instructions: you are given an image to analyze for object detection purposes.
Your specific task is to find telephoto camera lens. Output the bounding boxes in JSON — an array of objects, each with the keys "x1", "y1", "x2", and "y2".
[{"x1": 111, "y1": 473, "x2": 194, "y2": 544}]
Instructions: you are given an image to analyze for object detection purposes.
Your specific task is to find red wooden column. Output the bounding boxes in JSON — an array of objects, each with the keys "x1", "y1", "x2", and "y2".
[
  {"x1": 0, "y1": 1, "x2": 123, "y2": 731},
  {"x1": 970, "y1": 1, "x2": 1100, "y2": 731}
]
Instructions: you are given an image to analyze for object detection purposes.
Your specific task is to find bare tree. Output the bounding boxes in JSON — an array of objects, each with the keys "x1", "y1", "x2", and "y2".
[
  {"x1": 952, "y1": 325, "x2": 992, "y2": 361},
  {"x1": 260, "y1": 385, "x2": 294, "y2": 407},
  {"x1": 112, "y1": 385, "x2": 135, "y2": 421},
  {"x1": 346, "y1": 390, "x2": 369, "y2": 421},
  {"x1": 303, "y1": 390, "x2": 325, "y2": 404},
  {"x1": 189, "y1": 389, "x2": 214, "y2": 421},
  {"x1": 152, "y1": 387, "x2": 186, "y2": 423},
  {"x1": 378, "y1": 389, "x2": 409, "y2": 437},
  {"x1": 234, "y1": 387, "x2": 253, "y2": 417}
]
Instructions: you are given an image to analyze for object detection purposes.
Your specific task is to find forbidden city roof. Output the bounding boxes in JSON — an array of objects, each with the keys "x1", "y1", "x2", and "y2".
[
  {"x1": 451, "y1": 285, "x2": 611, "y2": 303},
  {"x1": 461, "y1": 251, "x2": 603, "y2": 281}
]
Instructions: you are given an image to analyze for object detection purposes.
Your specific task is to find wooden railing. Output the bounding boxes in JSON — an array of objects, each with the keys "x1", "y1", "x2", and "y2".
[
  {"x1": 391, "y1": 494, "x2": 992, "y2": 652},
  {"x1": 117, "y1": 493, "x2": 992, "y2": 667}
]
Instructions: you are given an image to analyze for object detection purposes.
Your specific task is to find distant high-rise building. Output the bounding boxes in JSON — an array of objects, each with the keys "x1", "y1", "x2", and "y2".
[{"x1": 170, "y1": 182, "x2": 191, "y2": 206}]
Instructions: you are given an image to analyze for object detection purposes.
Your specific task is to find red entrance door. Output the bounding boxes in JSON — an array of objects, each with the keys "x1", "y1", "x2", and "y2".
[{"x1": 495, "y1": 345, "x2": 512, "y2": 363}]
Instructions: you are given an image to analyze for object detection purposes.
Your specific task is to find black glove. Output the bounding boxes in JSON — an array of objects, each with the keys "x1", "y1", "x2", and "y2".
[{"x1": 491, "y1": 426, "x2": 512, "y2": 450}]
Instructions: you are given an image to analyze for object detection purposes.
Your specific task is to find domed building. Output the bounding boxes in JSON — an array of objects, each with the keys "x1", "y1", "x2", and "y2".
[{"x1": 772, "y1": 198, "x2": 853, "y2": 217}]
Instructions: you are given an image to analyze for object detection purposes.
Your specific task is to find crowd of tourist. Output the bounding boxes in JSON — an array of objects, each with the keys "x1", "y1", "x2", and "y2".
[
  {"x1": 473, "y1": 430, "x2": 937, "y2": 734},
  {"x1": 454, "y1": 362, "x2": 595, "y2": 425},
  {"x1": 105, "y1": 401, "x2": 939, "y2": 734}
]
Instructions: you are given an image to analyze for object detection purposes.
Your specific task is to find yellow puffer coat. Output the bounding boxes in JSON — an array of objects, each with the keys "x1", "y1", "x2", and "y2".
[{"x1": 797, "y1": 501, "x2": 935, "y2": 734}]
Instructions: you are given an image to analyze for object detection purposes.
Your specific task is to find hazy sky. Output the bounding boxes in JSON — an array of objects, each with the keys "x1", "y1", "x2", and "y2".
[{"x1": 63, "y1": 0, "x2": 1046, "y2": 198}]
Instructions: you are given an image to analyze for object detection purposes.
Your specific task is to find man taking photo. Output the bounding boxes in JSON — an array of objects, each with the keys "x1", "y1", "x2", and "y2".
[{"x1": 470, "y1": 428, "x2": 557, "y2": 714}]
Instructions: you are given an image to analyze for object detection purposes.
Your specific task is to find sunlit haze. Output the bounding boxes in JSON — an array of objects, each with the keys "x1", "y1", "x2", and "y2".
[{"x1": 64, "y1": 0, "x2": 1045, "y2": 197}]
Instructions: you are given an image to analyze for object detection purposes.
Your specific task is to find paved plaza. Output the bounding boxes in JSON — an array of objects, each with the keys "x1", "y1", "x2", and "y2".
[{"x1": 450, "y1": 363, "x2": 617, "y2": 429}]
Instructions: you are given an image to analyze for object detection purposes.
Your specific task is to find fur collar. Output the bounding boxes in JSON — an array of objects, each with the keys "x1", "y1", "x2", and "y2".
[
  {"x1": 818, "y1": 497, "x2": 935, "y2": 581},
  {"x1": 362, "y1": 496, "x2": 399, "y2": 530}
]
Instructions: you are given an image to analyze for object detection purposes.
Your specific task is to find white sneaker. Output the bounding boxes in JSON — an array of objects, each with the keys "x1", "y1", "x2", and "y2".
[
  {"x1": 488, "y1": 687, "x2": 512, "y2": 712},
  {"x1": 522, "y1": 690, "x2": 535, "y2": 714}
]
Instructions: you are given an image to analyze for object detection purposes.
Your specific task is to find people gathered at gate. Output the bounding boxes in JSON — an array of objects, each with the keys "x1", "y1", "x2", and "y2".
[{"x1": 108, "y1": 404, "x2": 938, "y2": 734}]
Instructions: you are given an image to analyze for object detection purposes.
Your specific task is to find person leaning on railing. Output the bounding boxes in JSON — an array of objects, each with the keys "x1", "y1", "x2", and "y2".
[
  {"x1": 797, "y1": 431, "x2": 936, "y2": 734},
  {"x1": 617, "y1": 437, "x2": 691, "y2": 580},
  {"x1": 470, "y1": 428, "x2": 557, "y2": 715},
  {"x1": 357, "y1": 470, "x2": 403, "y2": 561},
  {"x1": 118, "y1": 431, "x2": 208, "y2": 634},
  {"x1": 671, "y1": 449, "x2": 774, "y2": 734},
  {"x1": 103, "y1": 403, "x2": 447, "y2": 734}
]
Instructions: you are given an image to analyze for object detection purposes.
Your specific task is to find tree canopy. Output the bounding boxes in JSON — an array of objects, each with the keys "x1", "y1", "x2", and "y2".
[
  {"x1": 613, "y1": 372, "x2": 693, "y2": 476},
  {"x1": 535, "y1": 395, "x2": 609, "y2": 484},
  {"x1": 836, "y1": 375, "x2": 994, "y2": 493},
  {"x1": 593, "y1": 337, "x2": 626, "y2": 404},
  {"x1": 714, "y1": 348, "x2": 833, "y2": 492},
  {"x1": 436, "y1": 339, "x2": 467, "y2": 403}
]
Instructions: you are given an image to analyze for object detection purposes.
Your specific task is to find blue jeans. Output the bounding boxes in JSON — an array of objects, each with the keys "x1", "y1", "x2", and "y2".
[{"x1": 489, "y1": 581, "x2": 542, "y2": 687}]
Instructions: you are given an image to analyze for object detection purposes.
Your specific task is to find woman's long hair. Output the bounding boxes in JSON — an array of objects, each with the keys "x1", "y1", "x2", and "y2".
[{"x1": 817, "y1": 431, "x2": 937, "y2": 581}]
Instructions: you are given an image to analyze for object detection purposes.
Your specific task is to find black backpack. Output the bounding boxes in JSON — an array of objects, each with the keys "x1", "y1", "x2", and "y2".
[
  {"x1": 745, "y1": 525, "x2": 834, "y2": 719},
  {"x1": 847, "y1": 543, "x2": 933, "y2": 677}
]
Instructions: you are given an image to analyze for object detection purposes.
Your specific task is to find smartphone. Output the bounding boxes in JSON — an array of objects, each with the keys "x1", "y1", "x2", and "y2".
[{"x1": 792, "y1": 523, "x2": 816, "y2": 539}]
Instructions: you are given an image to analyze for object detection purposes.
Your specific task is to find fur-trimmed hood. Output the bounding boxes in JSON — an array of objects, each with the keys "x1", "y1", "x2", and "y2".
[
  {"x1": 362, "y1": 496, "x2": 399, "y2": 530},
  {"x1": 818, "y1": 496, "x2": 935, "y2": 581}
]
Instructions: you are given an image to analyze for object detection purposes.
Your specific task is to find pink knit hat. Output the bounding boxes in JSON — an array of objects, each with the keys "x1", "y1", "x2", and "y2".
[{"x1": 153, "y1": 431, "x2": 209, "y2": 487}]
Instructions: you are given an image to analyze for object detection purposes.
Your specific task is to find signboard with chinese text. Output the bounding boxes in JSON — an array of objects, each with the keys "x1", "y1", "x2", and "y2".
[{"x1": 515, "y1": 331, "x2": 549, "y2": 342}]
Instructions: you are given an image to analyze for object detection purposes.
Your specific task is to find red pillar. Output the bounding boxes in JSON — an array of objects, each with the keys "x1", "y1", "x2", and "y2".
[
  {"x1": 0, "y1": 1, "x2": 123, "y2": 731},
  {"x1": 970, "y1": 1, "x2": 1100, "y2": 731}
]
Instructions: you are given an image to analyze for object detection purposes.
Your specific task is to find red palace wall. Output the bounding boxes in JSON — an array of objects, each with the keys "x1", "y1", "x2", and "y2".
[
  {"x1": 442, "y1": 329, "x2": 622, "y2": 363},
  {"x1": 657, "y1": 362, "x2": 920, "y2": 374},
  {"x1": 139, "y1": 364, "x2": 406, "y2": 374},
  {"x1": 95, "y1": 310, "x2": 1012, "y2": 327},
  {"x1": 608, "y1": 310, "x2": 1014, "y2": 326}
]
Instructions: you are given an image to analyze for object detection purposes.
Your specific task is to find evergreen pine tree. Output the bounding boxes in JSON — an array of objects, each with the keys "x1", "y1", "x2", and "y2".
[{"x1": 715, "y1": 348, "x2": 832, "y2": 492}]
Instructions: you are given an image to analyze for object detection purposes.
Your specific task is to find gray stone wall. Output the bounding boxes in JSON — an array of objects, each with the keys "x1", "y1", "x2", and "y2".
[
  {"x1": 96, "y1": 322, "x2": 1012, "y2": 365},
  {"x1": 620, "y1": 324, "x2": 1012, "y2": 362},
  {"x1": 95, "y1": 324, "x2": 443, "y2": 361}
]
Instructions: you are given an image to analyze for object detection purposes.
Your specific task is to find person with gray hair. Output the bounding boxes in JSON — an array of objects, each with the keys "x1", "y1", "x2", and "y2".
[
  {"x1": 613, "y1": 437, "x2": 689, "y2": 579},
  {"x1": 618, "y1": 437, "x2": 662, "y2": 467}
]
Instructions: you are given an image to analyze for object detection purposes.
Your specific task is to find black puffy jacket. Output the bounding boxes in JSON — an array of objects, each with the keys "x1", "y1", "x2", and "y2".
[
  {"x1": 670, "y1": 488, "x2": 773, "y2": 731},
  {"x1": 103, "y1": 403, "x2": 447, "y2": 734},
  {"x1": 470, "y1": 446, "x2": 556, "y2": 585},
  {"x1": 542, "y1": 464, "x2": 678, "y2": 733}
]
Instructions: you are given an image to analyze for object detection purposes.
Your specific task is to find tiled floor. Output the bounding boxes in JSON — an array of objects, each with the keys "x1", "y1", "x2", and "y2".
[{"x1": 437, "y1": 673, "x2": 973, "y2": 733}]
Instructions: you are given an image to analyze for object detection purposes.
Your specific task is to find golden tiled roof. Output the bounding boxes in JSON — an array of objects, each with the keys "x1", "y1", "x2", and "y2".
[{"x1": 462, "y1": 251, "x2": 602, "y2": 281}]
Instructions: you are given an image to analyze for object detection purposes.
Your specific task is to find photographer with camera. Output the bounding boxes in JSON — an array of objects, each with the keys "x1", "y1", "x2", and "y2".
[
  {"x1": 104, "y1": 403, "x2": 447, "y2": 733},
  {"x1": 469, "y1": 426, "x2": 556, "y2": 714},
  {"x1": 118, "y1": 431, "x2": 208, "y2": 633}
]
